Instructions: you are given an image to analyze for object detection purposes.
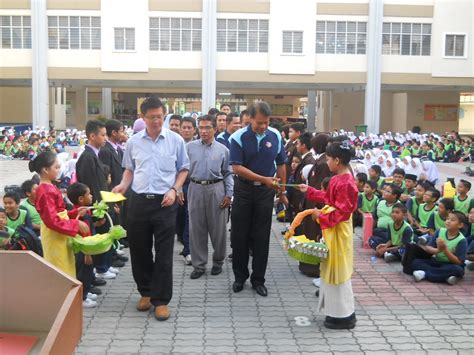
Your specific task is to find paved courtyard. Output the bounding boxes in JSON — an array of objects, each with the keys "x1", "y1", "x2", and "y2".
[{"x1": 1, "y1": 159, "x2": 473, "y2": 354}]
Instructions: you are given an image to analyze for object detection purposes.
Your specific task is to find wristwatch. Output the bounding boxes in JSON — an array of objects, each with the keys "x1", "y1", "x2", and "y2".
[{"x1": 170, "y1": 186, "x2": 178, "y2": 193}]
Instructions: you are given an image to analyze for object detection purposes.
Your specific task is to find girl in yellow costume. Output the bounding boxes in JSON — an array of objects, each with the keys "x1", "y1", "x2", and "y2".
[
  {"x1": 299, "y1": 140, "x2": 359, "y2": 329},
  {"x1": 29, "y1": 152, "x2": 90, "y2": 277}
]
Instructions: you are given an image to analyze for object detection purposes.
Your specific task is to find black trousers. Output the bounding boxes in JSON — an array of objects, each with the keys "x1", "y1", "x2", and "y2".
[
  {"x1": 127, "y1": 192, "x2": 177, "y2": 306},
  {"x1": 75, "y1": 252, "x2": 94, "y2": 300},
  {"x1": 231, "y1": 179, "x2": 275, "y2": 286}
]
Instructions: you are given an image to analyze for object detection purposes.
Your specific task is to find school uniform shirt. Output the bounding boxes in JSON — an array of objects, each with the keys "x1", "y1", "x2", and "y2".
[
  {"x1": 429, "y1": 228, "x2": 467, "y2": 263},
  {"x1": 427, "y1": 212, "x2": 447, "y2": 232},
  {"x1": 417, "y1": 203, "x2": 438, "y2": 228},
  {"x1": 20, "y1": 199, "x2": 42, "y2": 226},
  {"x1": 216, "y1": 130, "x2": 231, "y2": 149},
  {"x1": 374, "y1": 200, "x2": 399, "y2": 229},
  {"x1": 453, "y1": 195, "x2": 474, "y2": 216},
  {"x1": 387, "y1": 221, "x2": 413, "y2": 247},
  {"x1": 7, "y1": 209, "x2": 33, "y2": 232},
  {"x1": 357, "y1": 193, "x2": 379, "y2": 214},
  {"x1": 406, "y1": 196, "x2": 422, "y2": 219},
  {"x1": 229, "y1": 125, "x2": 286, "y2": 177}
]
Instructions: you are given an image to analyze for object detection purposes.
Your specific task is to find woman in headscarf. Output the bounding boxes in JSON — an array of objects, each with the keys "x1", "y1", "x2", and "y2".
[
  {"x1": 363, "y1": 151, "x2": 374, "y2": 168},
  {"x1": 300, "y1": 133, "x2": 331, "y2": 277},
  {"x1": 420, "y1": 160, "x2": 439, "y2": 185},
  {"x1": 408, "y1": 157, "x2": 423, "y2": 178},
  {"x1": 383, "y1": 157, "x2": 396, "y2": 178},
  {"x1": 399, "y1": 155, "x2": 412, "y2": 172}
]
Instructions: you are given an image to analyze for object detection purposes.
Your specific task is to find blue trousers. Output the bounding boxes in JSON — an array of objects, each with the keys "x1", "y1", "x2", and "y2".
[{"x1": 412, "y1": 258, "x2": 465, "y2": 283}]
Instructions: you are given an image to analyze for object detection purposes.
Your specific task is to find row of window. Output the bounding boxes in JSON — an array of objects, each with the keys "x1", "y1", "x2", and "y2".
[{"x1": 0, "y1": 15, "x2": 467, "y2": 58}]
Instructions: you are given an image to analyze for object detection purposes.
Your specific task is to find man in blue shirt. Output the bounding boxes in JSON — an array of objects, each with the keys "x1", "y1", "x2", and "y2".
[
  {"x1": 113, "y1": 97, "x2": 189, "y2": 321},
  {"x1": 216, "y1": 113, "x2": 241, "y2": 149},
  {"x1": 229, "y1": 102, "x2": 288, "y2": 297}
]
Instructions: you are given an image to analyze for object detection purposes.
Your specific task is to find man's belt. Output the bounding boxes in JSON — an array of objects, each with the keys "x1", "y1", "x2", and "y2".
[
  {"x1": 236, "y1": 176, "x2": 263, "y2": 186},
  {"x1": 190, "y1": 178, "x2": 223, "y2": 185}
]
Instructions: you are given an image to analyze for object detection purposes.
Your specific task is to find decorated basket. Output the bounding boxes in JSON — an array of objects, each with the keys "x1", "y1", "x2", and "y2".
[
  {"x1": 71, "y1": 225, "x2": 126, "y2": 255},
  {"x1": 283, "y1": 208, "x2": 332, "y2": 265}
]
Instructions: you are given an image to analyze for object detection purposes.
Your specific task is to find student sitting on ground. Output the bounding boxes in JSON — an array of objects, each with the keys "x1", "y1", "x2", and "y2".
[
  {"x1": 400, "y1": 173, "x2": 417, "y2": 203},
  {"x1": 411, "y1": 211, "x2": 468, "y2": 285},
  {"x1": 371, "y1": 184, "x2": 402, "y2": 242},
  {"x1": 355, "y1": 172, "x2": 368, "y2": 193},
  {"x1": 353, "y1": 180, "x2": 378, "y2": 228},
  {"x1": 369, "y1": 203, "x2": 413, "y2": 262},
  {"x1": 20, "y1": 179, "x2": 42, "y2": 236},
  {"x1": 427, "y1": 198, "x2": 454, "y2": 236},
  {"x1": 368, "y1": 165, "x2": 384, "y2": 196},
  {"x1": 0, "y1": 207, "x2": 14, "y2": 248},
  {"x1": 391, "y1": 168, "x2": 406, "y2": 192},
  {"x1": 416, "y1": 188, "x2": 440, "y2": 235},
  {"x1": 3, "y1": 192, "x2": 33, "y2": 233},
  {"x1": 454, "y1": 179, "x2": 474, "y2": 216}
]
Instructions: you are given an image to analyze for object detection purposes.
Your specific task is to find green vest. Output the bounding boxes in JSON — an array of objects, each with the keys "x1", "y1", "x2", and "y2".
[
  {"x1": 20, "y1": 199, "x2": 42, "y2": 225},
  {"x1": 463, "y1": 146, "x2": 471, "y2": 154},
  {"x1": 7, "y1": 209, "x2": 27, "y2": 231},
  {"x1": 454, "y1": 195, "x2": 472, "y2": 215},
  {"x1": 389, "y1": 221, "x2": 412, "y2": 246},
  {"x1": 361, "y1": 194, "x2": 378, "y2": 213},
  {"x1": 435, "y1": 148, "x2": 445, "y2": 159},
  {"x1": 418, "y1": 203, "x2": 437, "y2": 228},
  {"x1": 433, "y1": 213, "x2": 447, "y2": 231},
  {"x1": 435, "y1": 228, "x2": 465, "y2": 263},
  {"x1": 471, "y1": 223, "x2": 474, "y2": 237},
  {"x1": 377, "y1": 177, "x2": 385, "y2": 189},
  {"x1": 410, "y1": 197, "x2": 421, "y2": 217},
  {"x1": 411, "y1": 147, "x2": 420, "y2": 156},
  {"x1": 377, "y1": 200, "x2": 397, "y2": 229},
  {"x1": 2, "y1": 226, "x2": 15, "y2": 237}
]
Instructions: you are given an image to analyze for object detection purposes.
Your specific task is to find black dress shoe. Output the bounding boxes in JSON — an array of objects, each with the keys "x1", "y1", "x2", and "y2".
[
  {"x1": 89, "y1": 286, "x2": 102, "y2": 295},
  {"x1": 91, "y1": 278, "x2": 107, "y2": 287},
  {"x1": 324, "y1": 313, "x2": 356, "y2": 329},
  {"x1": 315, "y1": 290, "x2": 319, "y2": 297},
  {"x1": 232, "y1": 281, "x2": 244, "y2": 293},
  {"x1": 211, "y1": 266, "x2": 222, "y2": 275},
  {"x1": 190, "y1": 270, "x2": 205, "y2": 279},
  {"x1": 252, "y1": 284, "x2": 268, "y2": 297},
  {"x1": 112, "y1": 259, "x2": 125, "y2": 268}
]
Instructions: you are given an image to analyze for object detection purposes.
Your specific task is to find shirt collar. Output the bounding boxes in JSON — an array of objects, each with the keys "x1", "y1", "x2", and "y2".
[
  {"x1": 107, "y1": 139, "x2": 119, "y2": 151},
  {"x1": 200, "y1": 138, "x2": 215, "y2": 146},
  {"x1": 302, "y1": 151, "x2": 312, "y2": 159},
  {"x1": 86, "y1": 144, "x2": 99, "y2": 156},
  {"x1": 141, "y1": 127, "x2": 168, "y2": 141}
]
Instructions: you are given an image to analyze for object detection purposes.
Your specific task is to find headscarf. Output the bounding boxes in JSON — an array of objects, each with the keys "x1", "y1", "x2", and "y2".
[
  {"x1": 302, "y1": 164, "x2": 314, "y2": 182},
  {"x1": 383, "y1": 158, "x2": 395, "y2": 177},
  {"x1": 399, "y1": 156, "x2": 411, "y2": 171},
  {"x1": 408, "y1": 158, "x2": 423, "y2": 178},
  {"x1": 133, "y1": 118, "x2": 146, "y2": 133},
  {"x1": 376, "y1": 155, "x2": 385, "y2": 168},
  {"x1": 363, "y1": 151, "x2": 374, "y2": 167},
  {"x1": 352, "y1": 161, "x2": 369, "y2": 176},
  {"x1": 421, "y1": 160, "x2": 439, "y2": 184}
]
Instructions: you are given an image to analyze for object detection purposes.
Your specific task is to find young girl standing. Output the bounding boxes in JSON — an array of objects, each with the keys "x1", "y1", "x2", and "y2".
[
  {"x1": 299, "y1": 140, "x2": 358, "y2": 329},
  {"x1": 29, "y1": 151, "x2": 89, "y2": 277}
]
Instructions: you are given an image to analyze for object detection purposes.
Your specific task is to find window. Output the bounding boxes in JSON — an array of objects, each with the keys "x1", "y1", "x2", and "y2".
[
  {"x1": 382, "y1": 22, "x2": 431, "y2": 56},
  {"x1": 282, "y1": 31, "x2": 303, "y2": 54},
  {"x1": 114, "y1": 27, "x2": 135, "y2": 51},
  {"x1": 150, "y1": 17, "x2": 201, "y2": 51},
  {"x1": 217, "y1": 18, "x2": 268, "y2": 52},
  {"x1": 316, "y1": 21, "x2": 366, "y2": 54},
  {"x1": 0, "y1": 15, "x2": 31, "y2": 49},
  {"x1": 48, "y1": 16, "x2": 100, "y2": 50},
  {"x1": 444, "y1": 34, "x2": 466, "y2": 57}
]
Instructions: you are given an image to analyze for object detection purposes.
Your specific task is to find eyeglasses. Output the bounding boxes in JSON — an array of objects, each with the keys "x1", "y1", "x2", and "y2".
[{"x1": 198, "y1": 126, "x2": 214, "y2": 131}]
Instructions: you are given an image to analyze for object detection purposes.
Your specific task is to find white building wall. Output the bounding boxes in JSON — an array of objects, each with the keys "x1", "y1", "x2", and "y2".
[
  {"x1": 268, "y1": 0, "x2": 316, "y2": 75},
  {"x1": 431, "y1": 0, "x2": 473, "y2": 78},
  {"x1": 100, "y1": 0, "x2": 149, "y2": 72}
]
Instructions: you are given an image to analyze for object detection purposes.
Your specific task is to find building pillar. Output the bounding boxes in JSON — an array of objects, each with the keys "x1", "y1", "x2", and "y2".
[
  {"x1": 201, "y1": 0, "x2": 217, "y2": 112},
  {"x1": 102, "y1": 88, "x2": 113, "y2": 119},
  {"x1": 51, "y1": 87, "x2": 67, "y2": 129},
  {"x1": 31, "y1": 0, "x2": 49, "y2": 129},
  {"x1": 364, "y1": 0, "x2": 383, "y2": 134},
  {"x1": 75, "y1": 87, "x2": 89, "y2": 129},
  {"x1": 307, "y1": 90, "x2": 317, "y2": 131}
]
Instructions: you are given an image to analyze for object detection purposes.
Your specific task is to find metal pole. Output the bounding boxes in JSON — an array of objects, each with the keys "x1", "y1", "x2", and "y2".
[{"x1": 201, "y1": 0, "x2": 217, "y2": 112}]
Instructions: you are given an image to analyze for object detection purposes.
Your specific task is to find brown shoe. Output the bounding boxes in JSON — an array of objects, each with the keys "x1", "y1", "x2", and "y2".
[
  {"x1": 136, "y1": 297, "x2": 152, "y2": 312},
  {"x1": 154, "y1": 305, "x2": 170, "y2": 321}
]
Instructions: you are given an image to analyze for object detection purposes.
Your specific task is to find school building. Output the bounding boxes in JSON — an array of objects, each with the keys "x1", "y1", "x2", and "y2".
[{"x1": 0, "y1": 0, "x2": 473, "y2": 134}]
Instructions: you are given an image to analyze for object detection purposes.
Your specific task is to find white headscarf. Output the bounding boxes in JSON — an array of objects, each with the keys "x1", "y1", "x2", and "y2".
[
  {"x1": 408, "y1": 158, "x2": 423, "y2": 178},
  {"x1": 302, "y1": 164, "x2": 314, "y2": 182},
  {"x1": 363, "y1": 151, "x2": 374, "y2": 167},
  {"x1": 421, "y1": 160, "x2": 439, "y2": 184},
  {"x1": 352, "y1": 161, "x2": 369, "y2": 176},
  {"x1": 376, "y1": 155, "x2": 385, "y2": 168},
  {"x1": 399, "y1": 156, "x2": 412, "y2": 171},
  {"x1": 383, "y1": 158, "x2": 395, "y2": 178}
]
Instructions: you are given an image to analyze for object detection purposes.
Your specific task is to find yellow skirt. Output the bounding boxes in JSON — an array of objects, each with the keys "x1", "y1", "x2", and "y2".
[
  {"x1": 41, "y1": 211, "x2": 76, "y2": 278},
  {"x1": 320, "y1": 218, "x2": 353, "y2": 285}
]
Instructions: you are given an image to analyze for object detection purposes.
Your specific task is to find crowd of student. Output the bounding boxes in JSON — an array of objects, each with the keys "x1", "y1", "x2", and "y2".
[
  {"x1": 281, "y1": 123, "x2": 473, "y2": 290},
  {"x1": 1, "y1": 104, "x2": 472, "y2": 325}
]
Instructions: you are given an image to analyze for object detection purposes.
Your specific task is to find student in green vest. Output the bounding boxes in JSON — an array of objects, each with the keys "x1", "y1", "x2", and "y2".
[
  {"x1": 391, "y1": 167, "x2": 406, "y2": 197},
  {"x1": 420, "y1": 142, "x2": 435, "y2": 161},
  {"x1": 370, "y1": 203, "x2": 413, "y2": 262},
  {"x1": 20, "y1": 179, "x2": 42, "y2": 236},
  {"x1": 355, "y1": 172, "x2": 368, "y2": 193},
  {"x1": 0, "y1": 207, "x2": 14, "y2": 248},
  {"x1": 371, "y1": 183, "x2": 402, "y2": 242},
  {"x1": 454, "y1": 179, "x2": 474, "y2": 216},
  {"x1": 412, "y1": 211, "x2": 468, "y2": 285},
  {"x1": 434, "y1": 142, "x2": 446, "y2": 162},
  {"x1": 427, "y1": 198, "x2": 454, "y2": 236},
  {"x1": 416, "y1": 188, "x2": 440, "y2": 235},
  {"x1": 368, "y1": 165, "x2": 384, "y2": 196},
  {"x1": 402, "y1": 174, "x2": 417, "y2": 198},
  {"x1": 410, "y1": 141, "x2": 421, "y2": 157},
  {"x1": 3, "y1": 192, "x2": 33, "y2": 233},
  {"x1": 353, "y1": 180, "x2": 378, "y2": 228},
  {"x1": 460, "y1": 141, "x2": 472, "y2": 162},
  {"x1": 0, "y1": 136, "x2": 6, "y2": 154},
  {"x1": 406, "y1": 182, "x2": 431, "y2": 229}
]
